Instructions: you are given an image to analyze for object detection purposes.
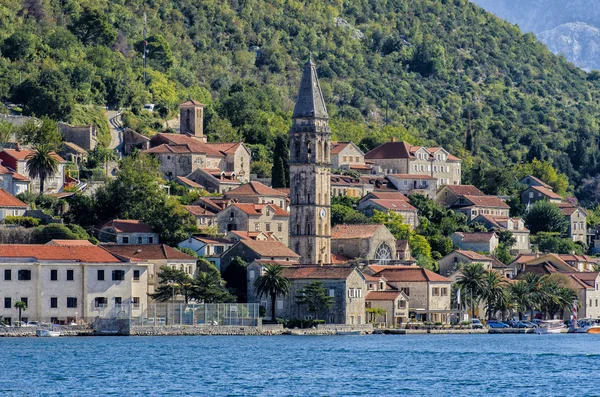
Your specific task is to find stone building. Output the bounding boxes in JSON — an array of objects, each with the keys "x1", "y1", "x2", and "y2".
[
  {"x1": 224, "y1": 181, "x2": 289, "y2": 210},
  {"x1": 330, "y1": 174, "x2": 373, "y2": 198},
  {"x1": 450, "y1": 195, "x2": 510, "y2": 222},
  {"x1": 0, "y1": 244, "x2": 149, "y2": 325},
  {"x1": 385, "y1": 174, "x2": 438, "y2": 198},
  {"x1": 185, "y1": 168, "x2": 241, "y2": 193},
  {"x1": 0, "y1": 189, "x2": 27, "y2": 220},
  {"x1": 98, "y1": 219, "x2": 159, "y2": 245},
  {"x1": 435, "y1": 185, "x2": 485, "y2": 207},
  {"x1": 331, "y1": 224, "x2": 397, "y2": 264},
  {"x1": 216, "y1": 203, "x2": 290, "y2": 245},
  {"x1": 179, "y1": 100, "x2": 206, "y2": 142},
  {"x1": 247, "y1": 264, "x2": 366, "y2": 324},
  {"x1": 0, "y1": 148, "x2": 66, "y2": 193},
  {"x1": 289, "y1": 59, "x2": 332, "y2": 265},
  {"x1": 177, "y1": 236, "x2": 233, "y2": 271},
  {"x1": 450, "y1": 232, "x2": 499, "y2": 254},
  {"x1": 357, "y1": 198, "x2": 419, "y2": 229},
  {"x1": 365, "y1": 141, "x2": 462, "y2": 185},
  {"x1": 58, "y1": 122, "x2": 97, "y2": 151},
  {"x1": 122, "y1": 128, "x2": 150, "y2": 155},
  {"x1": 471, "y1": 214, "x2": 531, "y2": 253},
  {"x1": 220, "y1": 240, "x2": 300, "y2": 272},
  {"x1": 365, "y1": 290, "x2": 409, "y2": 327},
  {"x1": 330, "y1": 142, "x2": 366, "y2": 170},
  {"x1": 556, "y1": 203, "x2": 587, "y2": 243},
  {"x1": 183, "y1": 205, "x2": 217, "y2": 229},
  {"x1": 521, "y1": 185, "x2": 562, "y2": 205},
  {"x1": 0, "y1": 161, "x2": 29, "y2": 196},
  {"x1": 438, "y1": 250, "x2": 494, "y2": 278}
]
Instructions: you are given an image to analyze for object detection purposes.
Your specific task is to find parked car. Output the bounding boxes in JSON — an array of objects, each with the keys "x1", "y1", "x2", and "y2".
[
  {"x1": 470, "y1": 319, "x2": 483, "y2": 329},
  {"x1": 487, "y1": 320, "x2": 510, "y2": 329}
]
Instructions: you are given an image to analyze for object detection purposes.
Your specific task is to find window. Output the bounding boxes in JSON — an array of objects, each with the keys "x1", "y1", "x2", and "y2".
[
  {"x1": 329, "y1": 289, "x2": 335, "y2": 297},
  {"x1": 18, "y1": 270, "x2": 31, "y2": 281},
  {"x1": 266, "y1": 223, "x2": 271, "y2": 232},
  {"x1": 122, "y1": 236, "x2": 129, "y2": 244},
  {"x1": 398, "y1": 300, "x2": 406, "y2": 309},
  {"x1": 133, "y1": 270, "x2": 140, "y2": 281},
  {"x1": 132, "y1": 297, "x2": 140, "y2": 309},
  {"x1": 254, "y1": 223, "x2": 260, "y2": 231},
  {"x1": 214, "y1": 246, "x2": 224, "y2": 255},
  {"x1": 4, "y1": 297, "x2": 11, "y2": 309},
  {"x1": 276, "y1": 300, "x2": 283, "y2": 310},
  {"x1": 401, "y1": 287, "x2": 410, "y2": 296},
  {"x1": 529, "y1": 192, "x2": 534, "y2": 199},
  {"x1": 98, "y1": 270, "x2": 105, "y2": 281},
  {"x1": 4, "y1": 269, "x2": 10, "y2": 280},
  {"x1": 20, "y1": 297, "x2": 28, "y2": 307},
  {"x1": 249, "y1": 270, "x2": 255, "y2": 280},
  {"x1": 95, "y1": 297, "x2": 107, "y2": 308},
  {"x1": 148, "y1": 237, "x2": 154, "y2": 244},
  {"x1": 50, "y1": 269, "x2": 58, "y2": 281},
  {"x1": 114, "y1": 297, "x2": 122, "y2": 305},
  {"x1": 441, "y1": 288, "x2": 448, "y2": 296},
  {"x1": 50, "y1": 297, "x2": 58, "y2": 308},
  {"x1": 67, "y1": 297, "x2": 77, "y2": 308},
  {"x1": 278, "y1": 223, "x2": 283, "y2": 232},
  {"x1": 67, "y1": 270, "x2": 74, "y2": 281},
  {"x1": 112, "y1": 270, "x2": 125, "y2": 281},
  {"x1": 343, "y1": 156, "x2": 347, "y2": 162},
  {"x1": 138, "y1": 237, "x2": 142, "y2": 244},
  {"x1": 432, "y1": 288, "x2": 440, "y2": 296},
  {"x1": 403, "y1": 180, "x2": 408, "y2": 186}
]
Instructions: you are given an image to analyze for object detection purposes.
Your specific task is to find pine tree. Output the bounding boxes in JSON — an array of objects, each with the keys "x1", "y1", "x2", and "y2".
[
  {"x1": 272, "y1": 157, "x2": 287, "y2": 188},
  {"x1": 271, "y1": 135, "x2": 289, "y2": 188}
]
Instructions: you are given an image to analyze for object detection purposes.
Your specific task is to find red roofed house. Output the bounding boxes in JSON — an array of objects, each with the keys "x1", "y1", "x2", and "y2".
[
  {"x1": 438, "y1": 250, "x2": 494, "y2": 278},
  {"x1": 368, "y1": 265, "x2": 453, "y2": 323},
  {"x1": 471, "y1": 215, "x2": 531, "y2": 253},
  {"x1": 0, "y1": 147, "x2": 66, "y2": 193},
  {"x1": 521, "y1": 185, "x2": 562, "y2": 205},
  {"x1": 357, "y1": 198, "x2": 419, "y2": 229},
  {"x1": 183, "y1": 205, "x2": 218, "y2": 230},
  {"x1": 364, "y1": 141, "x2": 462, "y2": 186},
  {"x1": 247, "y1": 264, "x2": 367, "y2": 324},
  {"x1": 177, "y1": 236, "x2": 234, "y2": 271},
  {"x1": 331, "y1": 224, "x2": 397, "y2": 264},
  {"x1": 224, "y1": 181, "x2": 289, "y2": 210},
  {"x1": 0, "y1": 159, "x2": 30, "y2": 196},
  {"x1": 450, "y1": 232, "x2": 499, "y2": 254},
  {"x1": 220, "y1": 239, "x2": 300, "y2": 272},
  {"x1": 216, "y1": 203, "x2": 290, "y2": 245},
  {"x1": 98, "y1": 219, "x2": 159, "y2": 245},
  {"x1": 0, "y1": 188, "x2": 27, "y2": 220},
  {"x1": 358, "y1": 191, "x2": 408, "y2": 205},
  {"x1": 450, "y1": 195, "x2": 510, "y2": 222},
  {"x1": 366, "y1": 290, "x2": 409, "y2": 327},
  {"x1": 330, "y1": 174, "x2": 373, "y2": 198},
  {"x1": 435, "y1": 184, "x2": 484, "y2": 207},
  {"x1": 0, "y1": 244, "x2": 150, "y2": 325},
  {"x1": 555, "y1": 203, "x2": 587, "y2": 243},
  {"x1": 385, "y1": 174, "x2": 438, "y2": 198},
  {"x1": 330, "y1": 141, "x2": 367, "y2": 170},
  {"x1": 100, "y1": 244, "x2": 197, "y2": 297}
]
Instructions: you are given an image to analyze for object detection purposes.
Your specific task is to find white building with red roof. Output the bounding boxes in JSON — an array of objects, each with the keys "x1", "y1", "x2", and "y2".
[
  {"x1": 0, "y1": 160, "x2": 30, "y2": 196},
  {"x1": 357, "y1": 197, "x2": 419, "y2": 229},
  {"x1": 450, "y1": 194, "x2": 510, "y2": 221},
  {"x1": 216, "y1": 203, "x2": 290, "y2": 245},
  {"x1": 0, "y1": 244, "x2": 150, "y2": 325},
  {"x1": 435, "y1": 184, "x2": 484, "y2": 207},
  {"x1": 471, "y1": 214, "x2": 531, "y2": 253},
  {"x1": 0, "y1": 147, "x2": 66, "y2": 193},
  {"x1": 98, "y1": 219, "x2": 159, "y2": 245},
  {"x1": 0, "y1": 188, "x2": 27, "y2": 220},
  {"x1": 177, "y1": 236, "x2": 234, "y2": 271},
  {"x1": 330, "y1": 141, "x2": 366, "y2": 170},
  {"x1": 223, "y1": 181, "x2": 289, "y2": 210}
]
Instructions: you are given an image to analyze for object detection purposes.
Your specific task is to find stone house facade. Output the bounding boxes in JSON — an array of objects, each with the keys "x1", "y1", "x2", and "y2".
[
  {"x1": 98, "y1": 219, "x2": 159, "y2": 245},
  {"x1": 471, "y1": 215, "x2": 531, "y2": 253},
  {"x1": 0, "y1": 148, "x2": 66, "y2": 193},
  {"x1": 186, "y1": 168, "x2": 241, "y2": 193},
  {"x1": 357, "y1": 198, "x2": 419, "y2": 229},
  {"x1": 450, "y1": 195, "x2": 510, "y2": 222},
  {"x1": 0, "y1": 245, "x2": 149, "y2": 325},
  {"x1": 330, "y1": 174, "x2": 373, "y2": 198},
  {"x1": 331, "y1": 224, "x2": 397, "y2": 264},
  {"x1": 0, "y1": 188, "x2": 27, "y2": 220},
  {"x1": 220, "y1": 240, "x2": 300, "y2": 272},
  {"x1": 58, "y1": 122, "x2": 97, "y2": 151},
  {"x1": 122, "y1": 128, "x2": 150, "y2": 155},
  {"x1": 177, "y1": 236, "x2": 233, "y2": 271},
  {"x1": 365, "y1": 290, "x2": 409, "y2": 327},
  {"x1": 216, "y1": 203, "x2": 290, "y2": 245},
  {"x1": 556, "y1": 204, "x2": 587, "y2": 243},
  {"x1": 247, "y1": 264, "x2": 366, "y2": 325},
  {"x1": 569, "y1": 273, "x2": 600, "y2": 320},
  {"x1": 330, "y1": 142, "x2": 365, "y2": 169},
  {"x1": 183, "y1": 205, "x2": 217, "y2": 229},
  {"x1": 450, "y1": 232, "x2": 499, "y2": 254},
  {"x1": 224, "y1": 181, "x2": 289, "y2": 210},
  {"x1": 438, "y1": 250, "x2": 494, "y2": 278},
  {"x1": 435, "y1": 185, "x2": 485, "y2": 207},
  {"x1": 0, "y1": 161, "x2": 29, "y2": 196},
  {"x1": 521, "y1": 186, "x2": 562, "y2": 205},
  {"x1": 385, "y1": 174, "x2": 438, "y2": 198}
]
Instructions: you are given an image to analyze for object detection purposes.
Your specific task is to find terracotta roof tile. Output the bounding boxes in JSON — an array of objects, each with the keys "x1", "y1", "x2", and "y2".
[
  {"x1": 453, "y1": 232, "x2": 496, "y2": 243},
  {"x1": 330, "y1": 142, "x2": 350, "y2": 154},
  {"x1": 331, "y1": 253, "x2": 351, "y2": 264},
  {"x1": 529, "y1": 186, "x2": 562, "y2": 200},
  {"x1": 366, "y1": 291, "x2": 403, "y2": 300},
  {"x1": 101, "y1": 219, "x2": 155, "y2": 233},
  {"x1": 370, "y1": 266, "x2": 451, "y2": 282},
  {"x1": 225, "y1": 181, "x2": 288, "y2": 198},
  {"x1": 459, "y1": 195, "x2": 510, "y2": 209},
  {"x1": 0, "y1": 189, "x2": 27, "y2": 208},
  {"x1": 388, "y1": 174, "x2": 437, "y2": 179},
  {"x1": 229, "y1": 203, "x2": 289, "y2": 216},
  {"x1": 2, "y1": 148, "x2": 65, "y2": 162},
  {"x1": 443, "y1": 185, "x2": 484, "y2": 196},
  {"x1": 521, "y1": 175, "x2": 551, "y2": 189},
  {"x1": 367, "y1": 192, "x2": 408, "y2": 201},
  {"x1": 46, "y1": 240, "x2": 94, "y2": 246},
  {"x1": 331, "y1": 224, "x2": 386, "y2": 239},
  {"x1": 0, "y1": 245, "x2": 124, "y2": 263},
  {"x1": 176, "y1": 176, "x2": 203, "y2": 189},
  {"x1": 367, "y1": 199, "x2": 417, "y2": 212},
  {"x1": 454, "y1": 250, "x2": 492, "y2": 261},
  {"x1": 0, "y1": 164, "x2": 28, "y2": 181},
  {"x1": 184, "y1": 205, "x2": 217, "y2": 217},
  {"x1": 365, "y1": 141, "x2": 414, "y2": 160},
  {"x1": 239, "y1": 240, "x2": 300, "y2": 258},
  {"x1": 281, "y1": 265, "x2": 356, "y2": 280},
  {"x1": 190, "y1": 236, "x2": 232, "y2": 245},
  {"x1": 101, "y1": 244, "x2": 195, "y2": 261}
]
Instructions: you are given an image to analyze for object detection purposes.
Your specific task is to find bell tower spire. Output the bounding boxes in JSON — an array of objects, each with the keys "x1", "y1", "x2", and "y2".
[{"x1": 289, "y1": 59, "x2": 331, "y2": 265}]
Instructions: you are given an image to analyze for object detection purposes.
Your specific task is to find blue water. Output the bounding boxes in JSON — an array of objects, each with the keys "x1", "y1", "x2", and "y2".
[{"x1": 1, "y1": 334, "x2": 599, "y2": 396}]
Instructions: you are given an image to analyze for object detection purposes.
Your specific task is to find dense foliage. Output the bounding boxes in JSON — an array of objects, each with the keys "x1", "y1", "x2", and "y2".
[{"x1": 4, "y1": 1, "x2": 600, "y2": 201}]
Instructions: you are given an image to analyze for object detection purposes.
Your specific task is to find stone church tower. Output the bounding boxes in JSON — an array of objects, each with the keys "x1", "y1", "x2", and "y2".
[
  {"x1": 289, "y1": 59, "x2": 331, "y2": 264},
  {"x1": 180, "y1": 100, "x2": 207, "y2": 143}
]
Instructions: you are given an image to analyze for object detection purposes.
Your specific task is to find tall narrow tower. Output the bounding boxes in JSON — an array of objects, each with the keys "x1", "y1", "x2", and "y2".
[{"x1": 289, "y1": 59, "x2": 331, "y2": 265}]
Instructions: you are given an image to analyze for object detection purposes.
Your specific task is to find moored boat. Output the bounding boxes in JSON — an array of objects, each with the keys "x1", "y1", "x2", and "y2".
[
  {"x1": 336, "y1": 330, "x2": 362, "y2": 335},
  {"x1": 36, "y1": 329, "x2": 60, "y2": 337},
  {"x1": 536, "y1": 320, "x2": 565, "y2": 334}
]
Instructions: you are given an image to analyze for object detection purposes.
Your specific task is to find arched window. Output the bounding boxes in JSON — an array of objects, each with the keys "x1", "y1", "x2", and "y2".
[
  {"x1": 295, "y1": 140, "x2": 301, "y2": 160},
  {"x1": 296, "y1": 224, "x2": 301, "y2": 235},
  {"x1": 375, "y1": 243, "x2": 392, "y2": 265},
  {"x1": 307, "y1": 140, "x2": 312, "y2": 161},
  {"x1": 306, "y1": 224, "x2": 311, "y2": 235}
]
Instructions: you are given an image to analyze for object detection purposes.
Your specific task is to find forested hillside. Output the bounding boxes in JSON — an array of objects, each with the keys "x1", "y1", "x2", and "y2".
[{"x1": 3, "y1": 0, "x2": 600, "y2": 202}]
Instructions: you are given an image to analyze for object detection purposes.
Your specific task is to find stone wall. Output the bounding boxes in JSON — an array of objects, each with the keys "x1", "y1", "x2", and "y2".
[
  {"x1": 58, "y1": 122, "x2": 97, "y2": 151},
  {"x1": 130, "y1": 324, "x2": 284, "y2": 336}
]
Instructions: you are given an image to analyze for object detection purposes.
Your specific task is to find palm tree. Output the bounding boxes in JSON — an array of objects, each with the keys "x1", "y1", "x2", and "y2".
[
  {"x1": 254, "y1": 264, "x2": 291, "y2": 322},
  {"x1": 14, "y1": 300, "x2": 27, "y2": 326},
  {"x1": 480, "y1": 271, "x2": 507, "y2": 320},
  {"x1": 522, "y1": 273, "x2": 543, "y2": 320},
  {"x1": 509, "y1": 280, "x2": 530, "y2": 320},
  {"x1": 455, "y1": 263, "x2": 487, "y2": 318},
  {"x1": 26, "y1": 144, "x2": 59, "y2": 193}
]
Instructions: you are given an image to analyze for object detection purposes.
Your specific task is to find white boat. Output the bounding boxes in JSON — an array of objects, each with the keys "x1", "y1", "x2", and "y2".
[
  {"x1": 36, "y1": 329, "x2": 60, "y2": 337},
  {"x1": 570, "y1": 319, "x2": 600, "y2": 334},
  {"x1": 336, "y1": 330, "x2": 362, "y2": 335},
  {"x1": 536, "y1": 320, "x2": 565, "y2": 334}
]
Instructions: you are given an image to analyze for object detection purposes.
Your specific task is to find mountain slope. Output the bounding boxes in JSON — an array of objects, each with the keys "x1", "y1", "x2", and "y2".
[{"x1": 2, "y1": 0, "x2": 600, "y2": 200}]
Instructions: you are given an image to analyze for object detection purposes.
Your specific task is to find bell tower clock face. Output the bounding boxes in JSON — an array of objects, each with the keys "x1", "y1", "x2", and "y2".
[{"x1": 320, "y1": 208, "x2": 326, "y2": 219}]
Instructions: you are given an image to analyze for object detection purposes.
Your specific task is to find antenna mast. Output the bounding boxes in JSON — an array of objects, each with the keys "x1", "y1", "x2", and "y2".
[{"x1": 143, "y1": 12, "x2": 147, "y2": 86}]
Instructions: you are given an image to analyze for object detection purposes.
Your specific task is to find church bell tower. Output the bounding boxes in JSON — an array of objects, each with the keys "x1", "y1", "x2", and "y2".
[{"x1": 289, "y1": 59, "x2": 331, "y2": 264}]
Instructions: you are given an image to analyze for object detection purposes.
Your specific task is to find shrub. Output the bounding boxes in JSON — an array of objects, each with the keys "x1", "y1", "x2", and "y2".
[{"x1": 3, "y1": 216, "x2": 40, "y2": 228}]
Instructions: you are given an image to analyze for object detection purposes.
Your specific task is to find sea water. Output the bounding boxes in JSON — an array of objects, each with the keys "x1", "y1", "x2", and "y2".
[{"x1": 1, "y1": 334, "x2": 598, "y2": 396}]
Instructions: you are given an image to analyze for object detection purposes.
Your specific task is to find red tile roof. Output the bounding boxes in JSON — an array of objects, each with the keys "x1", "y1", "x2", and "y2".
[
  {"x1": 0, "y1": 189, "x2": 27, "y2": 208},
  {"x1": 0, "y1": 164, "x2": 29, "y2": 181},
  {"x1": 101, "y1": 219, "x2": 155, "y2": 233},
  {"x1": 331, "y1": 253, "x2": 351, "y2": 264},
  {"x1": 176, "y1": 176, "x2": 203, "y2": 189},
  {"x1": 184, "y1": 205, "x2": 217, "y2": 217},
  {"x1": 443, "y1": 185, "x2": 484, "y2": 196},
  {"x1": 225, "y1": 181, "x2": 288, "y2": 198},
  {"x1": 388, "y1": 174, "x2": 437, "y2": 179},
  {"x1": 453, "y1": 232, "x2": 496, "y2": 243},
  {"x1": 0, "y1": 245, "x2": 124, "y2": 262},
  {"x1": 366, "y1": 291, "x2": 403, "y2": 301},
  {"x1": 101, "y1": 244, "x2": 195, "y2": 261},
  {"x1": 330, "y1": 142, "x2": 351, "y2": 155},
  {"x1": 281, "y1": 265, "x2": 356, "y2": 280},
  {"x1": 367, "y1": 199, "x2": 417, "y2": 212},
  {"x1": 331, "y1": 224, "x2": 387, "y2": 239},
  {"x1": 367, "y1": 191, "x2": 408, "y2": 201},
  {"x1": 190, "y1": 236, "x2": 232, "y2": 245},
  {"x1": 230, "y1": 203, "x2": 289, "y2": 216},
  {"x1": 180, "y1": 99, "x2": 204, "y2": 107},
  {"x1": 2, "y1": 148, "x2": 65, "y2": 162},
  {"x1": 365, "y1": 141, "x2": 414, "y2": 159},
  {"x1": 521, "y1": 175, "x2": 551, "y2": 189},
  {"x1": 454, "y1": 250, "x2": 492, "y2": 261},
  {"x1": 370, "y1": 266, "x2": 451, "y2": 282},
  {"x1": 46, "y1": 240, "x2": 94, "y2": 246},
  {"x1": 228, "y1": 231, "x2": 279, "y2": 241},
  {"x1": 239, "y1": 240, "x2": 300, "y2": 258},
  {"x1": 460, "y1": 195, "x2": 510, "y2": 209},
  {"x1": 556, "y1": 204, "x2": 586, "y2": 217},
  {"x1": 529, "y1": 186, "x2": 562, "y2": 200}
]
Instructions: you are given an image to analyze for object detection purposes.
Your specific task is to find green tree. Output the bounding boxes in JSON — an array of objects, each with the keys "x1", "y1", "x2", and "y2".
[
  {"x1": 150, "y1": 266, "x2": 195, "y2": 304},
  {"x1": 32, "y1": 224, "x2": 84, "y2": 244},
  {"x1": 371, "y1": 210, "x2": 411, "y2": 240},
  {"x1": 13, "y1": 69, "x2": 74, "y2": 120},
  {"x1": 479, "y1": 271, "x2": 507, "y2": 320},
  {"x1": 0, "y1": 121, "x2": 14, "y2": 142},
  {"x1": 254, "y1": 264, "x2": 292, "y2": 321},
  {"x1": 26, "y1": 144, "x2": 59, "y2": 193},
  {"x1": 221, "y1": 257, "x2": 248, "y2": 302},
  {"x1": 456, "y1": 263, "x2": 487, "y2": 318},
  {"x1": 533, "y1": 232, "x2": 585, "y2": 254},
  {"x1": 524, "y1": 201, "x2": 569, "y2": 235},
  {"x1": 17, "y1": 117, "x2": 62, "y2": 149},
  {"x1": 137, "y1": 35, "x2": 174, "y2": 72},
  {"x1": 295, "y1": 281, "x2": 335, "y2": 320},
  {"x1": 192, "y1": 267, "x2": 236, "y2": 303},
  {"x1": 69, "y1": 7, "x2": 117, "y2": 46},
  {"x1": 89, "y1": 146, "x2": 116, "y2": 176},
  {"x1": 331, "y1": 204, "x2": 368, "y2": 226},
  {"x1": 271, "y1": 135, "x2": 289, "y2": 188},
  {"x1": 14, "y1": 300, "x2": 27, "y2": 325}
]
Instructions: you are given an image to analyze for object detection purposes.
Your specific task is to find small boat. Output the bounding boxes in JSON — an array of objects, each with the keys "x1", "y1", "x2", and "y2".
[
  {"x1": 570, "y1": 319, "x2": 600, "y2": 334},
  {"x1": 536, "y1": 320, "x2": 565, "y2": 334},
  {"x1": 336, "y1": 330, "x2": 362, "y2": 335},
  {"x1": 36, "y1": 329, "x2": 60, "y2": 337},
  {"x1": 587, "y1": 326, "x2": 600, "y2": 334}
]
